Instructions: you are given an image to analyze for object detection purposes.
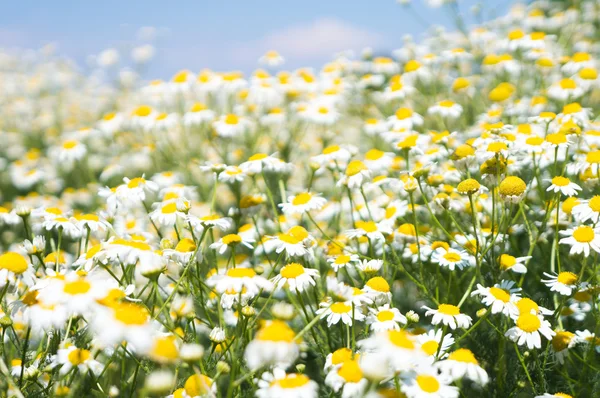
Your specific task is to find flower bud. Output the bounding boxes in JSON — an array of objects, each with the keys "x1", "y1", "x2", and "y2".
[
  {"x1": 209, "y1": 327, "x2": 226, "y2": 343},
  {"x1": 145, "y1": 370, "x2": 174, "y2": 395},
  {"x1": 406, "y1": 310, "x2": 419, "y2": 323},
  {"x1": 216, "y1": 361, "x2": 231, "y2": 374}
]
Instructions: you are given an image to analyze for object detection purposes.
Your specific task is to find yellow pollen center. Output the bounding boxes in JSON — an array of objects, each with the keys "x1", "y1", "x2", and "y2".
[
  {"x1": 376, "y1": 310, "x2": 395, "y2": 322},
  {"x1": 280, "y1": 263, "x2": 305, "y2": 279},
  {"x1": 416, "y1": 375, "x2": 440, "y2": 393},
  {"x1": 557, "y1": 271, "x2": 578, "y2": 285},
  {"x1": 421, "y1": 340, "x2": 439, "y2": 355},
  {"x1": 443, "y1": 252, "x2": 461, "y2": 263},
  {"x1": 572, "y1": 226, "x2": 594, "y2": 243},
  {"x1": 489, "y1": 287, "x2": 510, "y2": 302},
  {"x1": 292, "y1": 193, "x2": 312, "y2": 205},
  {"x1": 63, "y1": 280, "x2": 91, "y2": 295},
  {"x1": 448, "y1": 348, "x2": 478, "y2": 364},
  {"x1": 516, "y1": 313, "x2": 541, "y2": 332},
  {"x1": 0, "y1": 252, "x2": 29, "y2": 274},
  {"x1": 273, "y1": 374, "x2": 310, "y2": 389},
  {"x1": 337, "y1": 360, "x2": 363, "y2": 383},
  {"x1": 67, "y1": 349, "x2": 91, "y2": 366},
  {"x1": 438, "y1": 304, "x2": 460, "y2": 315},
  {"x1": 222, "y1": 234, "x2": 242, "y2": 245}
]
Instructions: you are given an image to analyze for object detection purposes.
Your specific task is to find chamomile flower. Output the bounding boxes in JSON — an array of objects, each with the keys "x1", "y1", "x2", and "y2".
[
  {"x1": 542, "y1": 272, "x2": 579, "y2": 296},
  {"x1": 416, "y1": 329, "x2": 454, "y2": 359},
  {"x1": 366, "y1": 304, "x2": 407, "y2": 331},
  {"x1": 423, "y1": 304, "x2": 472, "y2": 330},
  {"x1": 210, "y1": 233, "x2": 254, "y2": 254},
  {"x1": 327, "y1": 253, "x2": 360, "y2": 272},
  {"x1": 54, "y1": 344, "x2": 102, "y2": 375},
  {"x1": 571, "y1": 195, "x2": 600, "y2": 222},
  {"x1": 271, "y1": 262, "x2": 319, "y2": 292},
  {"x1": 437, "y1": 348, "x2": 488, "y2": 385},
  {"x1": 498, "y1": 254, "x2": 530, "y2": 273},
  {"x1": 401, "y1": 368, "x2": 459, "y2": 398},
  {"x1": 207, "y1": 267, "x2": 272, "y2": 296},
  {"x1": 546, "y1": 176, "x2": 582, "y2": 196},
  {"x1": 559, "y1": 225, "x2": 600, "y2": 256},
  {"x1": 471, "y1": 280, "x2": 521, "y2": 315},
  {"x1": 256, "y1": 368, "x2": 318, "y2": 398},
  {"x1": 505, "y1": 312, "x2": 555, "y2": 349},
  {"x1": 431, "y1": 247, "x2": 472, "y2": 271},
  {"x1": 279, "y1": 192, "x2": 327, "y2": 214},
  {"x1": 244, "y1": 320, "x2": 299, "y2": 370}
]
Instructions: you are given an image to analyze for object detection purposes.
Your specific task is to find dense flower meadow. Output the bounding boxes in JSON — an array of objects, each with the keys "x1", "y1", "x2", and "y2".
[{"x1": 0, "y1": 1, "x2": 599, "y2": 397}]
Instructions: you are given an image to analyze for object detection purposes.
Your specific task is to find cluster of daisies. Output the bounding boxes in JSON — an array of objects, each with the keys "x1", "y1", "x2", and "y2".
[{"x1": 0, "y1": 1, "x2": 599, "y2": 397}]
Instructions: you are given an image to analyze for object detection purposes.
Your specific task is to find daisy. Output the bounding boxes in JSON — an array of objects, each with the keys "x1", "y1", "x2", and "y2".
[
  {"x1": 345, "y1": 220, "x2": 391, "y2": 242},
  {"x1": 428, "y1": 100, "x2": 463, "y2": 119},
  {"x1": 54, "y1": 343, "x2": 103, "y2": 375},
  {"x1": 535, "y1": 393, "x2": 574, "y2": 398},
  {"x1": 317, "y1": 301, "x2": 364, "y2": 327},
  {"x1": 43, "y1": 216, "x2": 81, "y2": 238},
  {"x1": 471, "y1": 280, "x2": 521, "y2": 315},
  {"x1": 431, "y1": 247, "x2": 472, "y2": 271},
  {"x1": 498, "y1": 254, "x2": 529, "y2": 273},
  {"x1": 324, "y1": 358, "x2": 368, "y2": 398},
  {"x1": 574, "y1": 330, "x2": 600, "y2": 353},
  {"x1": 401, "y1": 367, "x2": 459, "y2": 398},
  {"x1": 366, "y1": 304, "x2": 407, "y2": 331},
  {"x1": 559, "y1": 225, "x2": 600, "y2": 256},
  {"x1": 183, "y1": 103, "x2": 215, "y2": 126},
  {"x1": 271, "y1": 263, "x2": 319, "y2": 292},
  {"x1": 359, "y1": 329, "x2": 426, "y2": 372},
  {"x1": 213, "y1": 114, "x2": 250, "y2": 138},
  {"x1": 218, "y1": 166, "x2": 246, "y2": 184},
  {"x1": 327, "y1": 254, "x2": 360, "y2": 272},
  {"x1": 92, "y1": 302, "x2": 157, "y2": 352},
  {"x1": 423, "y1": 304, "x2": 472, "y2": 330},
  {"x1": 182, "y1": 374, "x2": 217, "y2": 398},
  {"x1": 437, "y1": 348, "x2": 489, "y2": 385},
  {"x1": 546, "y1": 176, "x2": 582, "y2": 197},
  {"x1": 264, "y1": 226, "x2": 313, "y2": 257},
  {"x1": 188, "y1": 214, "x2": 232, "y2": 232},
  {"x1": 571, "y1": 195, "x2": 600, "y2": 223},
  {"x1": 149, "y1": 202, "x2": 187, "y2": 227},
  {"x1": 337, "y1": 160, "x2": 371, "y2": 189},
  {"x1": 416, "y1": 329, "x2": 454, "y2": 359},
  {"x1": 207, "y1": 267, "x2": 272, "y2": 296},
  {"x1": 279, "y1": 192, "x2": 327, "y2": 214},
  {"x1": 259, "y1": 50, "x2": 285, "y2": 67},
  {"x1": 363, "y1": 276, "x2": 392, "y2": 304},
  {"x1": 239, "y1": 153, "x2": 281, "y2": 175},
  {"x1": 0, "y1": 252, "x2": 32, "y2": 287},
  {"x1": 388, "y1": 107, "x2": 423, "y2": 130},
  {"x1": 551, "y1": 330, "x2": 576, "y2": 364},
  {"x1": 256, "y1": 368, "x2": 318, "y2": 398},
  {"x1": 505, "y1": 313, "x2": 555, "y2": 349},
  {"x1": 244, "y1": 320, "x2": 299, "y2": 370},
  {"x1": 210, "y1": 233, "x2": 254, "y2": 255},
  {"x1": 356, "y1": 259, "x2": 383, "y2": 273},
  {"x1": 542, "y1": 272, "x2": 579, "y2": 296}
]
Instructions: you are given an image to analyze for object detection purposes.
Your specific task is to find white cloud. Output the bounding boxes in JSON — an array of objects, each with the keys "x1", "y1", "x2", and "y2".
[{"x1": 231, "y1": 18, "x2": 385, "y2": 66}]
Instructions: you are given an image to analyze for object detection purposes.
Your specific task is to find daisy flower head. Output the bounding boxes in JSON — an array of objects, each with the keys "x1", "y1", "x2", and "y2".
[
  {"x1": 542, "y1": 272, "x2": 579, "y2": 296},
  {"x1": 279, "y1": 192, "x2": 327, "y2": 214},
  {"x1": 317, "y1": 300, "x2": 364, "y2": 327},
  {"x1": 210, "y1": 233, "x2": 254, "y2": 255},
  {"x1": 498, "y1": 176, "x2": 527, "y2": 203},
  {"x1": 363, "y1": 276, "x2": 392, "y2": 304},
  {"x1": 356, "y1": 259, "x2": 384, "y2": 273},
  {"x1": 505, "y1": 312, "x2": 555, "y2": 349},
  {"x1": 401, "y1": 367, "x2": 459, "y2": 398},
  {"x1": 571, "y1": 195, "x2": 600, "y2": 223},
  {"x1": 366, "y1": 304, "x2": 407, "y2": 331},
  {"x1": 437, "y1": 348, "x2": 489, "y2": 385},
  {"x1": 0, "y1": 251, "x2": 33, "y2": 287},
  {"x1": 256, "y1": 368, "x2": 318, "y2": 398},
  {"x1": 327, "y1": 253, "x2": 360, "y2": 272},
  {"x1": 559, "y1": 225, "x2": 600, "y2": 257},
  {"x1": 423, "y1": 303, "x2": 472, "y2": 330},
  {"x1": 207, "y1": 267, "x2": 272, "y2": 296},
  {"x1": 471, "y1": 280, "x2": 521, "y2": 315},
  {"x1": 54, "y1": 343, "x2": 103, "y2": 375},
  {"x1": 431, "y1": 247, "x2": 472, "y2": 271},
  {"x1": 498, "y1": 253, "x2": 530, "y2": 273},
  {"x1": 416, "y1": 329, "x2": 454, "y2": 359},
  {"x1": 271, "y1": 262, "x2": 319, "y2": 292},
  {"x1": 338, "y1": 160, "x2": 371, "y2": 189},
  {"x1": 213, "y1": 113, "x2": 251, "y2": 138},
  {"x1": 535, "y1": 393, "x2": 574, "y2": 398},
  {"x1": 551, "y1": 330, "x2": 576, "y2": 364},
  {"x1": 324, "y1": 357, "x2": 368, "y2": 398},
  {"x1": 428, "y1": 100, "x2": 463, "y2": 119},
  {"x1": 546, "y1": 176, "x2": 582, "y2": 197},
  {"x1": 244, "y1": 320, "x2": 299, "y2": 370},
  {"x1": 264, "y1": 225, "x2": 314, "y2": 257},
  {"x1": 346, "y1": 220, "x2": 391, "y2": 242}
]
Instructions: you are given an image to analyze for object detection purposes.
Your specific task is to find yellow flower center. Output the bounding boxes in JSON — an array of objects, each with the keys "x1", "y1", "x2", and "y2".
[
  {"x1": 489, "y1": 287, "x2": 510, "y2": 302},
  {"x1": 292, "y1": 192, "x2": 312, "y2": 205},
  {"x1": 224, "y1": 114, "x2": 239, "y2": 125},
  {"x1": 330, "y1": 302, "x2": 351, "y2": 314},
  {"x1": 416, "y1": 375, "x2": 440, "y2": 393},
  {"x1": 516, "y1": 313, "x2": 541, "y2": 332},
  {"x1": 516, "y1": 298, "x2": 539, "y2": 314},
  {"x1": 331, "y1": 347, "x2": 353, "y2": 365},
  {"x1": 559, "y1": 79, "x2": 576, "y2": 89},
  {"x1": 272, "y1": 374, "x2": 310, "y2": 389},
  {"x1": 365, "y1": 276, "x2": 390, "y2": 292},
  {"x1": 499, "y1": 254, "x2": 517, "y2": 270},
  {"x1": 421, "y1": 340, "x2": 439, "y2": 356},
  {"x1": 161, "y1": 203, "x2": 178, "y2": 214},
  {"x1": 437, "y1": 304, "x2": 460, "y2": 316},
  {"x1": 151, "y1": 335, "x2": 179, "y2": 361},
  {"x1": 499, "y1": 176, "x2": 527, "y2": 197},
  {"x1": 589, "y1": 196, "x2": 600, "y2": 212},
  {"x1": 443, "y1": 252, "x2": 461, "y2": 263},
  {"x1": 0, "y1": 252, "x2": 29, "y2": 274},
  {"x1": 175, "y1": 238, "x2": 196, "y2": 253},
  {"x1": 133, "y1": 105, "x2": 152, "y2": 117},
  {"x1": 67, "y1": 349, "x2": 91, "y2": 366},
  {"x1": 323, "y1": 145, "x2": 340, "y2": 154},
  {"x1": 557, "y1": 271, "x2": 578, "y2": 285},
  {"x1": 552, "y1": 331, "x2": 575, "y2": 352},
  {"x1": 114, "y1": 303, "x2": 149, "y2": 325},
  {"x1": 62, "y1": 140, "x2": 78, "y2": 149},
  {"x1": 551, "y1": 176, "x2": 570, "y2": 187},
  {"x1": 448, "y1": 348, "x2": 478, "y2": 364},
  {"x1": 457, "y1": 178, "x2": 480, "y2": 195},
  {"x1": 256, "y1": 321, "x2": 295, "y2": 342},
  {"x1": 335, "y1": 255, "x2": 351, "y2": 265},
  {"x1": 337, "y1": 359, "x2": 363, "y2": 383},
  {"x1": 546, "y1": 133, "x2": 567, "y2": 145},
  {"x1": 63, "y1": 280, "x2": 91, "y2": 295},
  {"x1": 184, "y1": 375, "x2": 213, "y2": 397},
  {"x1": 365, "y1": 149, "x2": 384, "y2": 161},
  {"x1": 227, "y1": 268, "x2": 256, "y2": 278},
  {"x1": 346, "y1": 160, "x2": 367, "y2": 177},
  {"x1": 439, "y1": 100, "x2": 454, "y2": 107},
  {"x1": 376, "y1": 310, "x2": 395, "y2": 322},
  {"x1": 280, "y1": 263, "x2": 305, "y2": 279},
  {"x1": 388, "y1": 330, "x2": 415, "y2": 349},
  {"x1": 572, "y1": 226, "x2": 594, "y2": 243},
  {"x1": 355, "y1": 220, "x2": 377, "y2": 233},
  {"x1": 222, "y1": 234, "x2": 242, "y2": 245}
]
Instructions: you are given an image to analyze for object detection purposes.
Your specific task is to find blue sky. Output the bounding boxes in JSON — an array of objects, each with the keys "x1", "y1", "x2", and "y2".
[{"x1": 1, "y1": 1, "x2": 515, "y2": 78}]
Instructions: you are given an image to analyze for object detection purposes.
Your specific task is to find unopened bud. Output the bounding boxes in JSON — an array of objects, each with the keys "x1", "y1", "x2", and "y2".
[
  {"x1": 242, "y1": 305, "x2": 255, "y2": 317},
  {"x1": 145, "y1": 370, "x2": 174, "y2": 395},
  {"x1": 0, "y1": 315, "x2": 13, "y2": 327},
  {"x1": 253, "y1": 265, "x2": 265, "y2": 275},
  {"x1": 216, "y1": 361, "x2": 230, "y2": 374},
  {"x1": 296, "y1": 364, "x2": 306, "y2": 373},
  {"x1": 406, "y1": 310, "x2": 419, "y2": 323},
  {"x1": 209, "y1": 327, "x2": 226, "y2": 343},
  {"x1": 476, "y1": 308, "x2": 487, "y2": 318},
  {"x1": 160, "y1": 239, "x2": 174, "y2": 250}
]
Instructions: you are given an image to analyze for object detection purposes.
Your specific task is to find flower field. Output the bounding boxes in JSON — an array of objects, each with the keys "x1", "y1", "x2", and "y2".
[{"x1": 0, "y1": 1, "x2": 599, "y2": 397}]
